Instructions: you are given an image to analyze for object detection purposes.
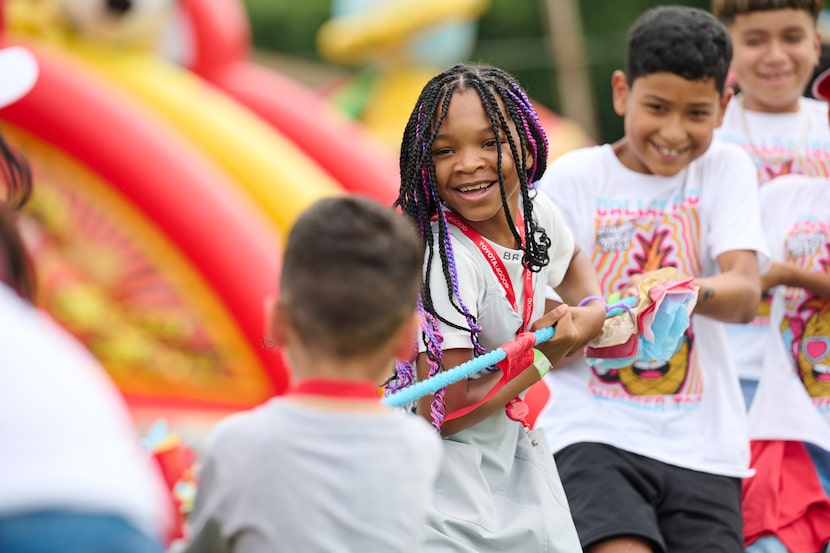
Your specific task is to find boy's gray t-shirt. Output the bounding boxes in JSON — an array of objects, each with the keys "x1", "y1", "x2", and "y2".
[{"x1": 182, "y1": 399, "x2": 443, "y2": 553}]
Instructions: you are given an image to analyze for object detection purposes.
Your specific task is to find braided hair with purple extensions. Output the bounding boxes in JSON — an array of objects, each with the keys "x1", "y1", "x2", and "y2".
[{"x1": 390, "y1": 63, "x2": 551, "y2": 428}]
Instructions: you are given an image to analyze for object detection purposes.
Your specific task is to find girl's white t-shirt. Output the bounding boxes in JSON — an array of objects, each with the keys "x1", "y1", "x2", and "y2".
[
  {"x1": 536, "y1": 141, "x2": 769, "y2": 477},
  {"x1": 419, "y1": 192, "x2": 575, "y2": 354}
]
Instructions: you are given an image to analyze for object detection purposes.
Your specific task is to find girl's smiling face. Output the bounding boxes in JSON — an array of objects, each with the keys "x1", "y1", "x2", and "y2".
[{"x1": 431, "y1": 89, "x2": 527, "y2": 244}]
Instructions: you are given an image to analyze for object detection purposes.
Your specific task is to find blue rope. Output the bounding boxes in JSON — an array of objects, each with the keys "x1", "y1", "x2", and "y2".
[
  {"x1": 382, "y1": 295, "x2": 638, "y2": 408},
  {"x1": 382, "y1": 326, "x2": 555, "y2": 408}
]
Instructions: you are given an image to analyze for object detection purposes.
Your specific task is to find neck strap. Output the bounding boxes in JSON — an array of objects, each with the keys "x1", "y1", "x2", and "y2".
[{"x1": 287, "y1": 378, "x2": 381, "y2": 400}]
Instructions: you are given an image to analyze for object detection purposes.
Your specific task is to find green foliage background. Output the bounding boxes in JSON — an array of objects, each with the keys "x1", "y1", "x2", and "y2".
[{"x1": 242, "y1": 0, "x2": 710, "y2": 144}]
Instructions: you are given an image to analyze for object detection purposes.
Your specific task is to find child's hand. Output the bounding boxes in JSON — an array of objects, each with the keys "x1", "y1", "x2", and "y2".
[
  {"x1": 569, "y1": 299, "x2": 607, "y2": 353},
  {"x1": 530, "y1": 304, "x2": 579, "y2": 367},
  {"x1": 621, "y1": 272, "x2": 645, "y2": 297}
]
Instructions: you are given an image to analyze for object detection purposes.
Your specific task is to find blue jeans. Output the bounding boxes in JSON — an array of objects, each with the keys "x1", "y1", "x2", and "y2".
[
  {"x1": 740, "y1": 377, "x2": 758, "y2": 411},
  {"x1": 0, "y1": 510, "x2": 163, "y2": 553},
  {"x1": 746, "y1": 536, "x2": 830, "y2": 553}
]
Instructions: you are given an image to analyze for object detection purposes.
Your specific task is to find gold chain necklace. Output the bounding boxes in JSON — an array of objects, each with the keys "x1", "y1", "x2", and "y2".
[{"x1": 737, "y1": 94, "x2": 810, "y2": 172}]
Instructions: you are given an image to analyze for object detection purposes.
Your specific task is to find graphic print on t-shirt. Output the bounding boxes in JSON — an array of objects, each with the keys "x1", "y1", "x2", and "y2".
[
  {"x1": 737, "y1": 142, "x2": 830, "y2": 186},
  {"x1": 588, "y1": 192, "x2": 702, "y2": 409},
  {"x1": 779, "y1": 219, "x2": 830, "y2": 412}
]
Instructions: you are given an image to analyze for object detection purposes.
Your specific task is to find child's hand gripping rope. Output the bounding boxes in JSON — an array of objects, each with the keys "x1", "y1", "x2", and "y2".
[{"x1": 383, "y1": 295, "x2": 641, "y2": 409}]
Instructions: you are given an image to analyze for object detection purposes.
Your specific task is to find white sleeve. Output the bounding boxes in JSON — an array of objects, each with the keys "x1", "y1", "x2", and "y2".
[
  {"x1": 532, "y1": 191, "x2": 575, "y2": 288},
  {"x1": 702, "y1": 142, "x2": 770, "y2": 271},
  {"x1": 535, "y1": 147, "x2": 600, "y2": 254}
]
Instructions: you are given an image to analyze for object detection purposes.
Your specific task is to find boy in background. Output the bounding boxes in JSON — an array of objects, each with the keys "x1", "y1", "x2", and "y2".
[
  {"x1": 536, "y1": 6, "x2": 768, "y2": 553},
  {"x1": 738, "y1": 56, "x2": 830, "y2": 553},
  {"x1": 712, "y1": 0, "x2": 825, "y2": 185},
  {"x1": 711, "y1": 0, "x2": 829, "y2": 409}
]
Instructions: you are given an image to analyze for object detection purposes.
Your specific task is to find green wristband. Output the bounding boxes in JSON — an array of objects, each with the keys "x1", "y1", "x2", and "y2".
[{"x1": 533, "y1": 348, "x2": 552, "y2": 378}]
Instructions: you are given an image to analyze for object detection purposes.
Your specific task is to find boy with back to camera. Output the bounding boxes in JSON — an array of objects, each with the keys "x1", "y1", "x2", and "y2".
[
  {"x1": 179, "y1": 196, "x2": 443, "y2": 553},
  {"x1": 711, "y1": 0, "x2": 830, "y2": 409},
  {"x1": 535, "y1": 6, "x2": 769, "y2": 553}
]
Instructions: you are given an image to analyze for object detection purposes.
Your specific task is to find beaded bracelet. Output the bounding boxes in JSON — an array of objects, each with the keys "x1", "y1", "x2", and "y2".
[{"x1": 578, "y1": 294, "x2": 636, "y2": 317}]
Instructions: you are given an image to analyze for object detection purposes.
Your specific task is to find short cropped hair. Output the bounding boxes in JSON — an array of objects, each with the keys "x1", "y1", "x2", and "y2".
[
  {"x1": 711, "y1": 0, "x2": 823, "y2": 25},
  {"x1": 625, "y1": 6, "x2": 733, "y2": 93},
  {"x1": 279, "y1": 195, "x2": 423, "y2": 359}
]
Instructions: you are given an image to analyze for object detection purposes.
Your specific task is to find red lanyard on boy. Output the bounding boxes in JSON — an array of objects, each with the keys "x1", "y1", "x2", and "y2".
[{"x1": 444, "y1": 210, "x2": 536, "y2": 429}]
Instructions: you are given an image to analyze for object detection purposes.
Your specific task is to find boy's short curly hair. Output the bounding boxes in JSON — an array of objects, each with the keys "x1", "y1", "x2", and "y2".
[
  {"x1": 711, "y1": 0, "x2": 823, "y2": 25},
  {"x1": 625, "y1": 6, "x2": 733, "y2": 94},
  {"x1": 279, "y1": 196, "x2": 423, "y2": 359}
]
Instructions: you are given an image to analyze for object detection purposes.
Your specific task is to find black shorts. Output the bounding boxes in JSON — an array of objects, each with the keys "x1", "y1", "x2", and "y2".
[{"x1": 554, "y1": 442, "x2": 743, "y2": 553}]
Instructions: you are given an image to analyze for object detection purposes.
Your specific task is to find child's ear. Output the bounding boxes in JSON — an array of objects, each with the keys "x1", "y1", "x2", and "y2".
[
  {"x1": 611, "y1": 70, "x2": 629, "y2": 117},
  {"x1": 263, "y1": 294, "x2": 288, "y2": 348},
  {"x1": 812, "y1": 29, "x2": 822, "y2": 68},
  {"x1": 716, "y1": 87, "x2": 733, "y2": 128}
]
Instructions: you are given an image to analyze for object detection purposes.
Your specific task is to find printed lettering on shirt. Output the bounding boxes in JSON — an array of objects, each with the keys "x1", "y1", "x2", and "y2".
[
  {"x1": 587, "y1": 190, "x2": 703, "y2": 410},
  {"x1": 736, "y1": 141, "x2": 830, "y2": 185}
]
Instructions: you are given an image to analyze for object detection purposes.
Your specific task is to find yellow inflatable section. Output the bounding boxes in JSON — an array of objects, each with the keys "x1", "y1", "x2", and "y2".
[
  {"x1": 63, "y1": 40, "x2": 343, "y2": 238},
  {"x1": 317, "y1": 0, "x2": 489, "y2": 66}
]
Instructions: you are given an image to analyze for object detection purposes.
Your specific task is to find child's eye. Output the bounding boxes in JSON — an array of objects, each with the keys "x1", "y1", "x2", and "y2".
[
  {"x1": 783, "y1": 33, "x2": 806, "y2": 44},
  {"x1": 647, "y1": 104, "x2": 666, "y2": 113},
  {"x1": 689, "y1": 109, "x2": 710, "y2": 118},
  {"x1": 483, "y1": 138, "x2": 499, "y2": 148},
  {"x1": 432, "y1": 147, "x2": 453, "y2": 157},
  {"x1": 743, "y1": 36, "x2": 766, "y2": 47}
]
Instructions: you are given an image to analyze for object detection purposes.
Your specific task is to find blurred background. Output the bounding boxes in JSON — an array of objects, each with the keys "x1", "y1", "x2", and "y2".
[
  {"x1": 1, "y1": 0, "x2": 827, "y2": 444},
  {"x1": 246, "y1": 0, "x2": 711, "y2": 146}
]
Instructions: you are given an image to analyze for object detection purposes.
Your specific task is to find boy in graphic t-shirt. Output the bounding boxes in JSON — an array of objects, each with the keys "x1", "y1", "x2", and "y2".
[{"x1": 536, "y1": 7, "x2": 769, "y2": 553}]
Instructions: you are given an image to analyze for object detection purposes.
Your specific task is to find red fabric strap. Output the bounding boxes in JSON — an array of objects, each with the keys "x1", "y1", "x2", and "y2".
[
  {"x1": 286, "y1": 378, "x2": 381, "y2": 399},
  {"x1": 442, "y1": 332, "x2": 538, "y2": 424}
]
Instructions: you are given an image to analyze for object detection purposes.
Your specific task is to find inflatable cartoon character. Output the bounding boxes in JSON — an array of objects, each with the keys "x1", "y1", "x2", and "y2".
[{"x1": 6, "y1": 0, "x2": 175, "y2": 48}]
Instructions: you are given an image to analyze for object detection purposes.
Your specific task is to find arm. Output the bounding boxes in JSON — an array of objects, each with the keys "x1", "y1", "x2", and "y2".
[
  {"x1": 693, "y1": 249, "x2": 761, "y2": 323},
  {"x1": 547, "y1": 246, "x2": 606, "y2": 355},
  {"x1": 762, "y1": 261, "x2": 830, "y2": 299},
  {"x1": 419, "y1": 304, "x2": 574, "y2": 437}
]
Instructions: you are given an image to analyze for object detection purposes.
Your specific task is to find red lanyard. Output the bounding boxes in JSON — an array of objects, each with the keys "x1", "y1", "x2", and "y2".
[
  {"x1": 286, "y1": 379, "x2": 381, "y2": 399},
  {"x1": 444, "y1": 210, "x2": 534, "y2": 331},
  {"x1": 444, "y1": 210, "x2": 537, "y2": 432}
]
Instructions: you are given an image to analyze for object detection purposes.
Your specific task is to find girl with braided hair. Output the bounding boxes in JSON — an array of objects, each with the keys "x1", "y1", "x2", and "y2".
[{"x1": 392, "y1": 62, "x2": 605, "y2": 552}]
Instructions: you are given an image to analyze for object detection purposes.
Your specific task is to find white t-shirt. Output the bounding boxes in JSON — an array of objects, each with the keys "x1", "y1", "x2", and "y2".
[
  {"x1": 413, "y1": 191, "x2": 583, "y2": 553},
  {"x1": 419, "y1": 192, "x2": 575, "y2": 355},
  {"x1": 715, "y1": 96, "x2": 830, "y2": 185},
  {"x1": 716, "y1": 96, "x2": 830, "y2": 381},
  {"x1": 0, "y1": 284, "x2": 172, "y2": 538},
  {"x1": 182, "y1": 399, "x2": 443, "y2": 553},
  {"x1": 758, "y1": 175, "x2": 830, "y2": 426},
  {"x1": 535, "y1": 142, "x2": 769, "y2": 477}
]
